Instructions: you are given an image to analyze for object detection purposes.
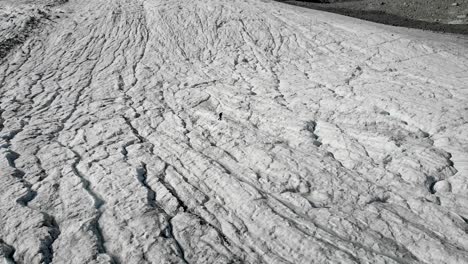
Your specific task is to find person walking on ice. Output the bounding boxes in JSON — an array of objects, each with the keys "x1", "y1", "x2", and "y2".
[{"x1": 218, "y1": 112, "x2": 223, "y2": 121}]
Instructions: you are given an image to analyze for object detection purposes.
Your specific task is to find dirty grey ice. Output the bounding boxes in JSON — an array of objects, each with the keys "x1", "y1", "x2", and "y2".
[{"x1": 1, "y1": 0, "x2": 468, "y2": 263}]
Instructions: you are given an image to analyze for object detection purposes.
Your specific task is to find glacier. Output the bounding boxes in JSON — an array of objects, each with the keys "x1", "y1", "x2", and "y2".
[{"x1": 1, "y1": 0, "x2": 468, "y2": 263}]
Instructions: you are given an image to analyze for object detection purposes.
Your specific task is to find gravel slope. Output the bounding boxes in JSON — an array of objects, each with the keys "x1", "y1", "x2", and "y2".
[
  {"x1": 277, "y1": 0, "x2": 468, "y2": 34},
  {"x1": 1, "y1": 0, "x2": 468, "y2": 263}
]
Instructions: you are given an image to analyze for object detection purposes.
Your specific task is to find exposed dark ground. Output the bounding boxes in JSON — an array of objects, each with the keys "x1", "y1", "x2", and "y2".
[{"x1": 276, "y1": 0, "x2": 468, "y2": 35}]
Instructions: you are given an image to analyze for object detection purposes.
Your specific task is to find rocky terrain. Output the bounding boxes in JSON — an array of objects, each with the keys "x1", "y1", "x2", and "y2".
[
  {"x1": 278, "y1": 0, "x2": 468, "y2": 34},
  {"x1": 1, "y1": 0, "x2": 468, "y2": 263}
]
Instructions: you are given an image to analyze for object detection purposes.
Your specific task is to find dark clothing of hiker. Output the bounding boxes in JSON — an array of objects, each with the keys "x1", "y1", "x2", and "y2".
[{"x1": 218, "y1": 112, "x2": 223, "y2": 121}]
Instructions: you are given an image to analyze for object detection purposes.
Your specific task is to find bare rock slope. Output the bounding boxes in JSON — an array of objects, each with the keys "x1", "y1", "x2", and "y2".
[{"x1": 1, "y1": 0, "x2": 468, "y2": 263}]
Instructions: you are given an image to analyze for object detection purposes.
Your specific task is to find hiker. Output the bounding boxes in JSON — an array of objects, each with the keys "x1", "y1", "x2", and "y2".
[{"x1": 218, "y1": 112, "x2": 223, "y2": 121}]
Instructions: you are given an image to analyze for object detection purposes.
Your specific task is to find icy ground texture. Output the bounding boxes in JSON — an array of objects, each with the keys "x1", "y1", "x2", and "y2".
[{"x1": 1, "y1": 0, "x2": 468, "y2": 263}]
